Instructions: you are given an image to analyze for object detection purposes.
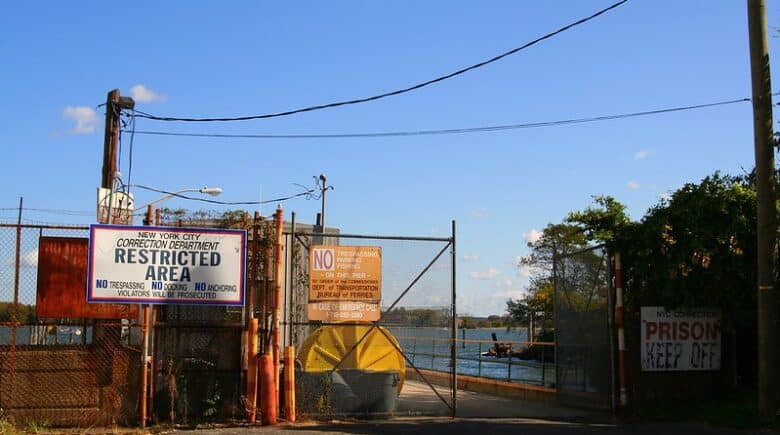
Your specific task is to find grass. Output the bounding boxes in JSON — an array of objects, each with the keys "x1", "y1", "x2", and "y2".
[
  {"x1": 24, "y1": 420, "x2": 50, "y2": 434},
  {"x1": 0, "y1": 419, "x2": 19, "y2": 435}
]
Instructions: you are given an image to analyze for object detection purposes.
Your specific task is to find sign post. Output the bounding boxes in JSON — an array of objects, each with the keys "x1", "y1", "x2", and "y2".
[{"x1": 308, "y1": 245, "x2": 381, "y2": 321}]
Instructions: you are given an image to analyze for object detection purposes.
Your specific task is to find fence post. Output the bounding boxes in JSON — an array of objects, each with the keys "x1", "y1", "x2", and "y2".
[
  {"x1": 11, "y1": 198, "x2": 22, "y2": 350},
  {"x1": 478, "y1": 342, "x2": 482, "y2": 377},
  {"x1": 615, "y1": 252, "x2": 627, "y2": 408},
  {"x1": 450, "y1": 219, "x2": 457, "y2": 418},
  {"x1": 606, "y1": 248, "x2": 617, "y2": 411},
  {"x1": 507, "y1": 352, "x2": 513, "y2": 381},
  {"x1": 412, "y1": 338, "x2": 417, "y2": 366},
  {"x1": 8, "y1": 198, "x2": 23, "y2": 408},
  {"x1": 431, "y1": 338, "x2": 436, "y2": 369},
  {"x1": 139, "y1": 204, "x2": 153, "y2": 428}
]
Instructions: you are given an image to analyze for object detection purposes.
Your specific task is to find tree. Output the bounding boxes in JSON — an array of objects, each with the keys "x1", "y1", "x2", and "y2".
[
  {"x1": 566, "y1": 195, "x2": 631, "y2": 244},
  {"x1": 508, "y1": 223, "x2": 589, "y2": 339},
  {"x1": 507, "y1": 279, "x2": 553, "y2": 340}
]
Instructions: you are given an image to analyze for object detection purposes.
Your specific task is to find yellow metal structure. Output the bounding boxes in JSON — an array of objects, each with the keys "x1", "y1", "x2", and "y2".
[{"x1": 298, "y1": 325, "x2": 406, "y2": 393}]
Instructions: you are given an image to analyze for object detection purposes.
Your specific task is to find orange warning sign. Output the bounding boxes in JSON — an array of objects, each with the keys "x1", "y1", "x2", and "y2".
[
  {"x1": 307, "y1": 301, "x2": 381, "y2": 322},
  {"x1": 309, "y1": 245, "x2": 381, "y2": 302}
]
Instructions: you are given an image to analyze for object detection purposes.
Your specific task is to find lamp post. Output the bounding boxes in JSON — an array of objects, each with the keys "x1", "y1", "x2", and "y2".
[
  {"x1": 134, "y1": 185, "x2": 222, "y2": 427},
  {"x1": 136, "y1": 187, "x2": 223, "y2": 224}
]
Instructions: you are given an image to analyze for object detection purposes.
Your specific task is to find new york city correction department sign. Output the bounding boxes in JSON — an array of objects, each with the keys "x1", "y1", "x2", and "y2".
[{"x1": 87, "y1": 224, "x2": 246, "y2": 306}]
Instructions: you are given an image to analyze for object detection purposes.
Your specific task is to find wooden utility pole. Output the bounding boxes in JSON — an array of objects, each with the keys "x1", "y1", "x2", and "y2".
[
  {"x1": 747, "y1": 0, "x2": 779, "y2": 421},
  {"x1": 101, "y1": 89, "x2": 121, "y2": 189}
]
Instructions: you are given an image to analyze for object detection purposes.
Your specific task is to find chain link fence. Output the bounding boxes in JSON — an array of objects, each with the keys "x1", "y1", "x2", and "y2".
[
  {"x1": 0, "y1": 224, "x2": 142, "y2": 428},
  {"x1": 283, "y1": 229, "x2": 457, "y2": 419},
  {"x1": 148, "y1": 213, "x2": 250, "y2": 426},
  {"x1": 0, "y1": 217, "x2": 472, "y2": 425},
  {"x1": 553, "y1": 245, "x2": 614, "y2": 411}
]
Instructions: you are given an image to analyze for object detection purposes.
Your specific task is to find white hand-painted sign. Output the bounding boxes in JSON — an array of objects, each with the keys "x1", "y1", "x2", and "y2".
[{"x1": 641, "y1": 306, "x2": 721, "y2": 371}]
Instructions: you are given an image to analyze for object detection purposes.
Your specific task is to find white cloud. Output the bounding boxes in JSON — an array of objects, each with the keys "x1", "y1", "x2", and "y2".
[
  {"x1": 470, "y1": 267, "x2": 499, "y2": 280},
  {"x1": 431, "y1": 262, "x2": 448, "y2": 271},
  {"x1": 425, "y1": 295, "x2": 443, "y2": 305},
  {"x1": 634, "y1": 148, "x2": 656, "y2": 160},
  {"x1": 503, "y1": 278, "x2": 513, "y2": 287},
  {"x1": 471, "y1": 211, "x2": 489, "y2": 219},
  {"x1": 627, "y1": 180, "x2": 641, "y2": 190},
  {"x1": 514, "y1": 256, "x2": 540, "y2": 278},
  {"x1": 9, "y1": 249, "x2": 39, "y2": 268},
  {"x1": 490, "y1": 288, "x2": 525, "y2": 303},
  {"x1": 518, "y1": 264, "x2": 533, "y2": 278},
  {"x1": 522, "y1": 229, "x2": 543, "y2": 244},
  {"x1": 130, "y1": 84, "x2": 167, "y2": 103},
  {"x1": 462, "y1": 254, "x2": 480, "y2": 262},
  {"x1": 62, "y1": 106, "x2": 98, "y2": 134}
]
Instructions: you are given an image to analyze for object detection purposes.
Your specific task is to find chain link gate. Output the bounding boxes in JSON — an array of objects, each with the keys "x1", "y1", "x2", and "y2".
[
  {"x1": 149, "y1": 214, "x2": 250, "y2": 426},
  {"x1": 553, "y1": 245, "x2": 615, "y2": 410},
  {"x1": 282, "y1": 224, "x2": 457, "y2": 419}
]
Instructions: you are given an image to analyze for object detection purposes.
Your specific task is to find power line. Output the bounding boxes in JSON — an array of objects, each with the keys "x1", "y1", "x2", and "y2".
[
  {"x1": 0, "y1": 207, "x2": 95, "y2": 216},
  {"x1": 130, "y1": 0, "x2": 629, "y2": 123},
  {"x1": 131, "y1": 184, "x2": 316, "y2": 206},
  {"x1": 125, "y1": 96, "x2": 756, "y2": 141}
]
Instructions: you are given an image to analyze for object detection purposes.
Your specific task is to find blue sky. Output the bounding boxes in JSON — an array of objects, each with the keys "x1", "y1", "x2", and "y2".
[{"x1": 2, "y1": 1, "x2": 778, "y2": 316}]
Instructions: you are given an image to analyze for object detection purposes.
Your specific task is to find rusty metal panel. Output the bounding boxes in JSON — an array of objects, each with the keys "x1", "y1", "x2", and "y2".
[{"x1": 36, "y1": 236, "x2": 138, "y2": 319}]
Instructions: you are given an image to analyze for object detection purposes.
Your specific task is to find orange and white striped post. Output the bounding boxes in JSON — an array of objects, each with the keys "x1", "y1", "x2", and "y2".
[
  {"x1": 614, "y1": 252, "x2": 627, "y2": 407},
  {"x1": 284, "y1": 346, "x2": 296, "y2": 422}
]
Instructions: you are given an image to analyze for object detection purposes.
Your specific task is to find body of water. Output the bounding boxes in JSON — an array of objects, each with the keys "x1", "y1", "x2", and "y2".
[{"x1": 389, "y1": 327, "x2": 555, "y2": 387}]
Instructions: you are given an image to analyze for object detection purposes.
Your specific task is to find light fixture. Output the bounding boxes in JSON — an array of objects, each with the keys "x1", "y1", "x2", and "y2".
[
  {"x1": 134, "y1": 186, "x2": 224, "y2": 212},
  {"x1": 199, "y1": 187, "x2": 223, "y2": 196}
]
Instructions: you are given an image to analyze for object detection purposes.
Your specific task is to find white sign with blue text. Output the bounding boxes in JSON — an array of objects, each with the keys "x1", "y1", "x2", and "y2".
[{"x1": 88, "y1": 224, "x2": 246, "y2": 306}]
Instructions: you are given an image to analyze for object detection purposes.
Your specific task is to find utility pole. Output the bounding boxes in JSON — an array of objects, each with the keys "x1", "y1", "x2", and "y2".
[
  {"x1": 318, "y1": 174, "x2": 329, "y2": 228},
  {"x1": 747, "y1": 0, "x2": 778, "y2": 422},
  {"x1": 101, "y1": 89, "x2": 121, "y2": 189}
]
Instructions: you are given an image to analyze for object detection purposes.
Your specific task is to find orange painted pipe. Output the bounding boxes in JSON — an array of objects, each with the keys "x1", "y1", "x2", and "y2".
[
  {"x1": 272, "y1": 207, "x2": 283, "y2": 406},
  {"x1": 284, "y1": 346, "x2": 296, "y2": 422},
  {"x1": 247, "y1": 318, "x2": 259, "y2": 423},
  {"x1": 260, "y1": 353, "x2": 277, "y2": 425}
]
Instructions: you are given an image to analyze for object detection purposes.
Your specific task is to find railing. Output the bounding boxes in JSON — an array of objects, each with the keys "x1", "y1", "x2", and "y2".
[{"x1": 394, "y1": 335, "x2": 555, "y2": 387}]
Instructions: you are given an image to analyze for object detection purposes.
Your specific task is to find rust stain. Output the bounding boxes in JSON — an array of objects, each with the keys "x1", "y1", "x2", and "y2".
[{"x1": 36, "y1": 237, "x2": 138, "y2": 319}]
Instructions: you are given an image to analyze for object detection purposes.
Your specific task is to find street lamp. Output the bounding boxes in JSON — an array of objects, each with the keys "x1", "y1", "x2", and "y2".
[
  {"x1": 135, "y1": 186, "x2": 223, "y2": 225},
  {"x1": 135, "y1": 186, "x2": 223, "y2": 212}
]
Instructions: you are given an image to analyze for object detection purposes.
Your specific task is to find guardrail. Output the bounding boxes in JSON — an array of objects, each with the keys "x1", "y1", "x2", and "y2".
[{"x1": 393, "y1": 335, "x2": 555, "y2": 387}]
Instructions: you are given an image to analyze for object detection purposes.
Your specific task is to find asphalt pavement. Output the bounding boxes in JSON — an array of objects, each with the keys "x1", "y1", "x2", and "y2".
[{"x1": 181, "y1": 419, "x2": 767, "y2": 435}]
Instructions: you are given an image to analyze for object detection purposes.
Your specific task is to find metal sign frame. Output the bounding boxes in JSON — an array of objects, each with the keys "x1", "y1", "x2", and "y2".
[{"x1": 87, "y1": 224, "x2": 247, "y2": 306}]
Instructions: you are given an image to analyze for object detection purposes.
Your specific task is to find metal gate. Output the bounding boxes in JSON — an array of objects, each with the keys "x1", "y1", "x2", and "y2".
[
  {"x1": 149, "y1": 215, "x2": 247, "y2": 426},
  {"x1": 282, "y1": 223, "x2": 457, "y2": 419},
  {"x1": 553, "y1": 245, "x2": 614, "y2": 410}
]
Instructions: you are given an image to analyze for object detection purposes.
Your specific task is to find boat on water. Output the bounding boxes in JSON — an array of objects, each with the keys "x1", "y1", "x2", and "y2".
[{"x1": 479, "y1": 332, "x2": 555, "y2": 363}]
